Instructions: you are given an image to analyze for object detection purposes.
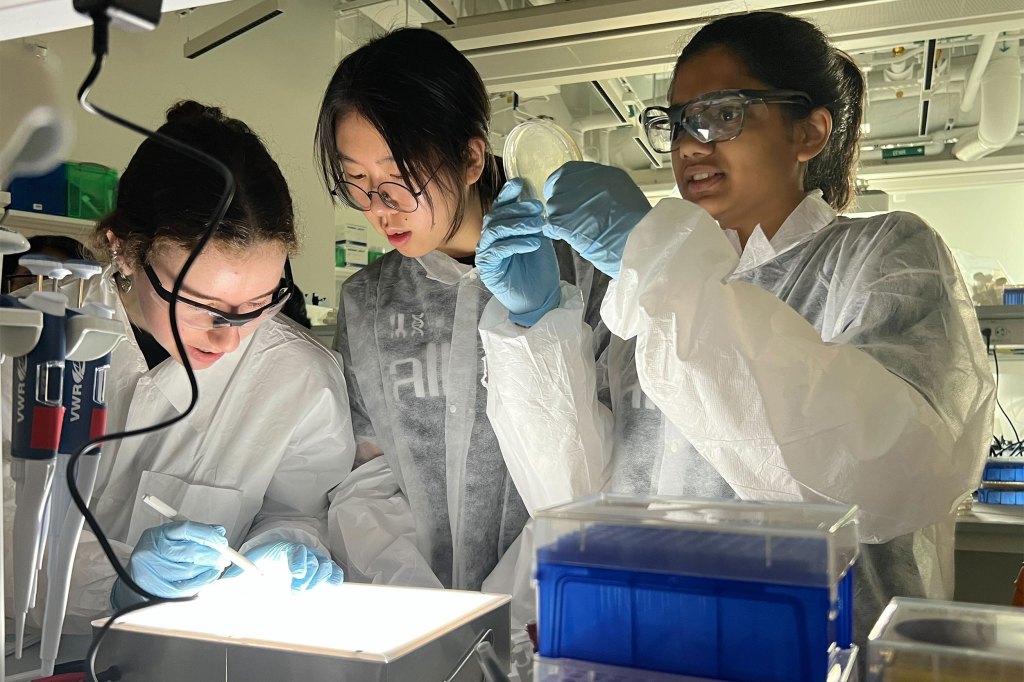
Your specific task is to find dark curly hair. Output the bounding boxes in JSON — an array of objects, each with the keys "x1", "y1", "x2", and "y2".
[{"x1": 95, "y1": 100, "x2": 297, "y2": 269}]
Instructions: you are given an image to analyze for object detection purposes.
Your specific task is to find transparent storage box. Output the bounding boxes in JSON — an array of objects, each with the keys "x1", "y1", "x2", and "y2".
[
  {"x1": 535, "y1": 646, "x2": 860, "y2": 682},
  {"x1": 866, "y1": 598, "x2": 1024, "y2": 681},
  {"x1": 534, "y1": 495, "x2": 860, "y2": 682}
]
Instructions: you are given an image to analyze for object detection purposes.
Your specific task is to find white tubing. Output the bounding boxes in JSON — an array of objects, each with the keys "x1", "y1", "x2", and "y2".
[
  {"x1": 954, "y1": 40, "x2": 1022, "y2": 161},
  {"x1": 961, "y1": 33, "x2": 1000, "y2": 114}
]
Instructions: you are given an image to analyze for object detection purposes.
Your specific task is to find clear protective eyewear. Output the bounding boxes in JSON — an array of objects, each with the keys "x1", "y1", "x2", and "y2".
[
  {"x1": 641, "y1": 89, "x2": 814, "y2": 153},
  {"x1": 143, "y1": 264, "x2": 291, "y2": 330},
  {"x1": 332, "y1": 165, "x2": 441, "y2": 213}
]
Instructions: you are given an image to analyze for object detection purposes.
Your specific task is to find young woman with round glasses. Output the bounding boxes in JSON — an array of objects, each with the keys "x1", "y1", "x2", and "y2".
[
  {"x1": 477, "y1": 11, "x2": 993, "y2": 643},
  {"x1": 3, "y1": 100, "x2": 356, "y2": 629},
  {"x1": 314, "y1": 27, "x2": 609, "y2": 625}
]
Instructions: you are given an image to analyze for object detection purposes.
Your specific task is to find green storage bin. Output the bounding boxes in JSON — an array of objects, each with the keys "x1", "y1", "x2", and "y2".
[{"x1": 67, "y1": 162, "x2": 118, "y2": 220}]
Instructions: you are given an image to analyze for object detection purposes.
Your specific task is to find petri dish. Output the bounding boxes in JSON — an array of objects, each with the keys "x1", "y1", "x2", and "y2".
[{"x1": 502, "y1": 118, "x2": 582, "y2": 202}]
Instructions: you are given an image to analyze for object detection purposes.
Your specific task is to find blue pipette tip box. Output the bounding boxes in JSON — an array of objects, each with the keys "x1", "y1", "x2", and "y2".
[
  {"x1": 978, "y1": 458, "x2": 1024, "y2": 505},
  {"x1": 533, "y1": 495, "x2": 860, "y2": 682}
]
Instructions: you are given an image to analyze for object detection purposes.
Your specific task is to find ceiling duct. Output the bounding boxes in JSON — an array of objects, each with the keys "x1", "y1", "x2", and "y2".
[
  {"x1": 426, "y1": 0, "x2": 1024, "y2": 92},
  {"x1": 953, "y1": 38, "x2": 1022, "y2": 161}
]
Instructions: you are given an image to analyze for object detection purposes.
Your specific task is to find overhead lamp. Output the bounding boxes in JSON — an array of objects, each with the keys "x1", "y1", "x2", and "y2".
[{"x1": 184, "y1": 0, "x2": 284, "y2": 59}]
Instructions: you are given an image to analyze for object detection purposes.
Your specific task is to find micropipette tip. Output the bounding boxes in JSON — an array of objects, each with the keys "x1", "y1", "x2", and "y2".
[{"x1": 14, "y1": 613, "x2": 25, "y2": 659}]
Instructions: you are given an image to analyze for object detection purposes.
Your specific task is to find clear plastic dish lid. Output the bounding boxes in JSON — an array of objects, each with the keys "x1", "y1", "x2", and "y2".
[{"x1": 502, "y1": 118, "x2": 582, "y2": 202}]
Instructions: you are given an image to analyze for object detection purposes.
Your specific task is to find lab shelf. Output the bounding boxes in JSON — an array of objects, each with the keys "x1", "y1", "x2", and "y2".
[{"x1": 2, "y1": 210, "x2": 94, "y2": 242}]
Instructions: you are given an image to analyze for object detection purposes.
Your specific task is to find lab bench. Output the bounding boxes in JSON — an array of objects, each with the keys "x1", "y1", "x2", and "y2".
[{"x1": 954, "y1": 505, "x2": 1024, "y2": 605}]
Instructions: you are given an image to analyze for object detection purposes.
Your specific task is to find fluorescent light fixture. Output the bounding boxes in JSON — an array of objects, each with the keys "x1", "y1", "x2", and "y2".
[
  {"x1": 184, "y1": 0, "x2": 283, "y2": 60},
  {"x1": 420, "y1": 0, "x2": 457, "y2": 26}
]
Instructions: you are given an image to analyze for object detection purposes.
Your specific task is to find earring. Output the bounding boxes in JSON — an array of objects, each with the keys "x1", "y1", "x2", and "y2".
[{"x1": 115, "y1": 271, "x2": 133, "y2": 293}]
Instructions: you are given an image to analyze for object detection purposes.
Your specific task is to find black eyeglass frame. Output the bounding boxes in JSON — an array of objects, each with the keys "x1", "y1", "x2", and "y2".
[
  {"x1": 142, "y1": 263, "x2": 291, "y2": 328},
  {"x1": 641, "y1": 88, "x2": 815, "y2": 151},
  {"x1": 331, "y1": 164, "x2": 443, "y2": 213}
]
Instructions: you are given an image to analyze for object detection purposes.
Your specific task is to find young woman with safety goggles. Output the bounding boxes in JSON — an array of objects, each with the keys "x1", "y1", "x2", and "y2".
[
  {"x1": 2, "y1": 101, "x2": 356, "y2": 629},
  {"x1": 477, "y1": 11, "x2": 993, "y2": 645},
  {"x1": 314, "y1": 28, "x2": 609, "y2": 629}
]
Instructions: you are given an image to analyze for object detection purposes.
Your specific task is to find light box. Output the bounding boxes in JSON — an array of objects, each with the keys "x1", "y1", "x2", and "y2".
[{"x1": 94, "y1": 580, "x2": 510, "y2": 681}]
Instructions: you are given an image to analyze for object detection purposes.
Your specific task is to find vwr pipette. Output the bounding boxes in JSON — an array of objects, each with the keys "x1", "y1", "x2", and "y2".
[
  {"x1": 39, "y1": 260, "x2": 122, "y2": 678},
  {"x1": 9, "y1": 257, "x2": 68, "y2": 658},
  {"x1": 0, "y1": 224, "x2": 36, "y2": 682}
]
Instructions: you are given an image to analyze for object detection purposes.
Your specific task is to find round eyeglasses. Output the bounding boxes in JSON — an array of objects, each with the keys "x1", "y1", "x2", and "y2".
[
  {"x1": 143, "y1": 264, "x2": 291, "y2": 330},
  {"x1": 332, "y1": 165, "x2": 441, "y2": 213},
  {"x1": 641, "y1": 89, "x2": 814, "y2": 153}
]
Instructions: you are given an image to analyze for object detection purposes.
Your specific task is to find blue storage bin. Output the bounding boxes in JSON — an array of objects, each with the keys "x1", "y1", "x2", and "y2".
[
  {"x1": 1003, "y1": 287, "x2": 1024, "y2": 305},
  {"x1": 8, "y1": 164, "x2": 68, "y2": 216},
  {"x1": 534, "y1": 496, "x2": 859, "y2": 682}
]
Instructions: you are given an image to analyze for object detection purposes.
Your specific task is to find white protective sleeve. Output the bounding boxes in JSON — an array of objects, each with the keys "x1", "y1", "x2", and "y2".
[
  {"x1": 329, "y1": 456, "x2": 542, "y2": 630},
  {"x1": 603, "y1": 199, "x2": 994, "y2": 543},
  {"x1": 327, "y1": 455, "x2": 443, "y2": 589},
  {"x1": 479, "y1": 282, "x2": 614, "y2": 515},
  {"x1": 239, "y1": 377, "x2": 355, "y2": 558}
]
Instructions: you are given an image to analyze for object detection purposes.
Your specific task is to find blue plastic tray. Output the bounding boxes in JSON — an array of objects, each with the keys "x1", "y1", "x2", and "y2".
[{"x1": 536, "y1": 525, "x2": 854, "y2": 682}]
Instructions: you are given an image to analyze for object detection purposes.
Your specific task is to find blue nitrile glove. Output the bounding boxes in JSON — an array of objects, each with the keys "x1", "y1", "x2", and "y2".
[
  {"x1": 477, "y1": 178, "x2": 561, "y2": 327},
  {"x1": 224, "y1": 541, "x2": 344, "y2": 591},
  {"x1": 111, "y1": 521, "x2": 230, "y2": 609},
  {"x1": 543, "y1": 161, "x2": 652, "y2": 279}
]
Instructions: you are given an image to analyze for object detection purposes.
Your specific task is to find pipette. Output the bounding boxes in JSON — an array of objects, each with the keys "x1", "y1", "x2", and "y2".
[
  {"x1": 39, "y1": 261, "x2": 121, "y2": 678},
  {"x1": 142, "y1": 495, "x2": 263, "y2": 576},
  {"x1": 9, "y1": 286, "x2": 66, "y2": 657},
  {"x1": 0, "y1": 225, "x2": 34, "y2": 681}
]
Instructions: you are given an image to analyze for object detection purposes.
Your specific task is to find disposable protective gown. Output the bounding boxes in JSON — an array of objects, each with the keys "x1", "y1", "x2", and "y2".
[
  {"x1": 480, "y1": 193, "x2": 994, "y2": 641},
  {"x1": 328, "y1": 245, "x2": 606, "y2": 623}
]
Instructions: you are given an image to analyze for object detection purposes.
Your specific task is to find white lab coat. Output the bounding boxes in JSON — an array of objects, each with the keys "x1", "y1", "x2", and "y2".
[
  {"x1": 2, "y1": 270, "x2": 356, "y2": 632},
  {"x1": 480, "y1": 194, "x2": 994, "y2": 641}
]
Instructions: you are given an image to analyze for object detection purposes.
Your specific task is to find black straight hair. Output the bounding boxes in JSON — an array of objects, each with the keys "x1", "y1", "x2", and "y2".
[
  {"x1": 314, "y1": 27, "x2": 501, "y2": 243},
  {"x1": 673, "y1": 11, "x2": 865, "y2": 212},
  {"x1": 96, "y1": 100, "x2": 297, "y2": 270}
]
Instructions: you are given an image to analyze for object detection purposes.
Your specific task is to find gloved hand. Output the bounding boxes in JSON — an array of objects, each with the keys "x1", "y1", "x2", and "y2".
[
  {"x1": 111, "y1": 521, "x2": 229, "y2": 609},
  {"x1": 543, "y1": 161, "x2": 652, "y2": 279},
  {"x1": 224, "y1": 541, "x2": 344, "y2": 590},
  {"x1": 477, "y1": 178, "x2": 561, "y2": 327}
]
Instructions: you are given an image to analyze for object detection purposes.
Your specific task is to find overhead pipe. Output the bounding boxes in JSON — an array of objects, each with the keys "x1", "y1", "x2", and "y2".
[
  {"x1": 960, "y1": 33, "x2": 1000, "y2": 114},
  {"x1": 954, "y1": 39, "x2": 1022, "y2": 161},
  {"x1": 866, "y1": 56, "x2": 1024, "y2": 103}
]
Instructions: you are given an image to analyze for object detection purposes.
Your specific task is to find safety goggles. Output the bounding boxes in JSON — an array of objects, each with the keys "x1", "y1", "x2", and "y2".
[
  {"x1": 143, "y1": 264, "x2": 291, "y2": 330},
  {"x1": 332, "y1": 164, "x2": 442, "y2": 213},
  {"x1": 641, "y1": 89, "x2": 814, "y2": 153}
]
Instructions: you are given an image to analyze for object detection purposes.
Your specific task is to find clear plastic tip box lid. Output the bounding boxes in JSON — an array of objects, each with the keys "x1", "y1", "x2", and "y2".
[
  {"x1": 534, "y1": 494, "x2": 860, "y2": 588},
  {"x1": 867, "y1": 598, "x2": 1024, "y2": 681}
]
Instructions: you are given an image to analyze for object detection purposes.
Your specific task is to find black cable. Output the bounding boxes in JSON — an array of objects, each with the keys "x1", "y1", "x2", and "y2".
[
  {"x1": 990, "y1": 335, "x2": 1021, "y2": 445},
  {"x1": 66, "y1": 10, "x2": 235, "y2": 681}
]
